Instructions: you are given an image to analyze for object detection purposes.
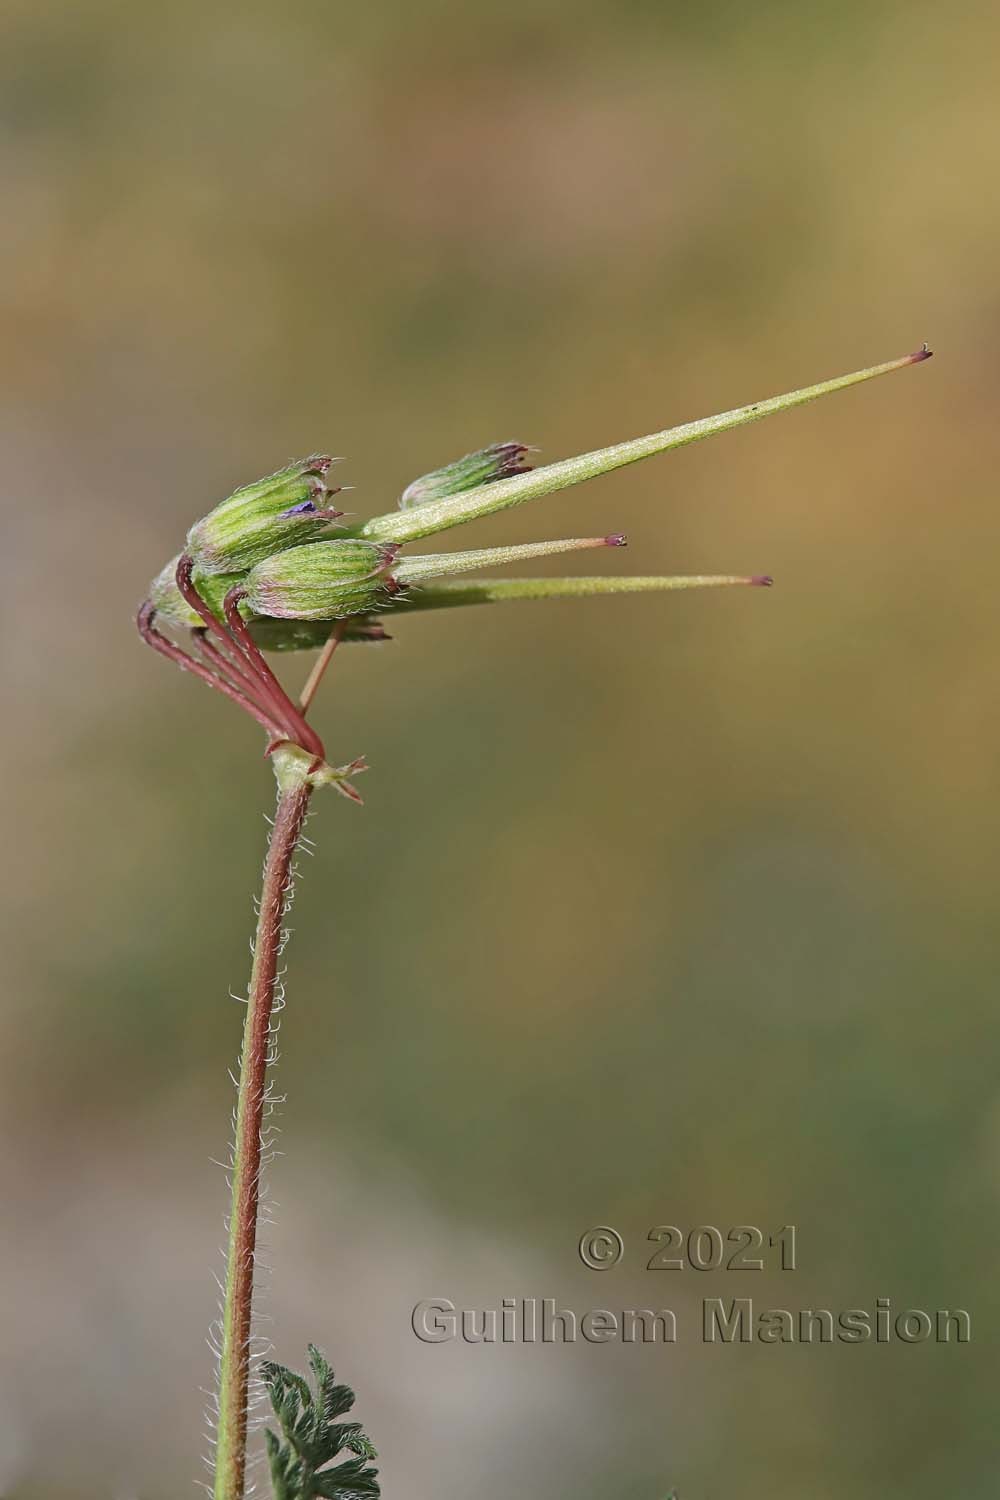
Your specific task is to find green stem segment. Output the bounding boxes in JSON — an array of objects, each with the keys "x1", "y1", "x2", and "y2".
[
  {"x1": 214, "y1": 758, "x2": 315, "y2": 1500},
  {"x1": 358, "y1": 347, "x2": 931, "y2": 545}
]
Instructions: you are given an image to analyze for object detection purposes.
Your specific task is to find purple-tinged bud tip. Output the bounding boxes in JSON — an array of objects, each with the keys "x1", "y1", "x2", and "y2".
[
  {"x1": 282, "y1": 498, "x2": 345, "y2": 520},
  {"x1": 605, "y1": 533, "x2": 627, "y2": 547},
  {"x1": 909, "y1": 342, "x2": 933, "y2": 362},
  {"x1": 750, "y1": 574, "x2": 774, "y2": 587},
  {"x1": 400, "y1": 442, "x2": 534, "y2": 510}
]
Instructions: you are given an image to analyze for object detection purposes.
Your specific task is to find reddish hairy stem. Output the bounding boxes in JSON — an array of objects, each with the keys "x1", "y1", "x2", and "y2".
[
  {"x1": 190, "y1": 630, "x2": 284, "y2": 718},
  {"x1": 222, "y1": 587, "x2": 326, "y2": 761},
  {"x1": 175, "y1": 557, "x2": 305, "y2": 738},
  {"x1": 138, "y1": 587, "x2": 332, "y2": 1495},
  {"x1": 137, "y1": 602, "x2": 288, "y2": 739},
  {"x1": 214, "y1": 774, "x2": 314, "y2": 1500},
  {"x1": 166, "y1": 556, "x2": 327, "y2": 759}
]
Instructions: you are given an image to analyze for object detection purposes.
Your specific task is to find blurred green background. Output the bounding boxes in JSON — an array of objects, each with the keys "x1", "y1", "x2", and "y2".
[{"x1": 3, "y1": 0, "x2": 999, "y2": 1496}]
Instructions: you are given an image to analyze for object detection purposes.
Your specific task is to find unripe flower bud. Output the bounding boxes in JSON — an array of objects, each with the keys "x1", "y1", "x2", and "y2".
[
  {"x1": 243, "y1": 539, "x2": 398, "y2": 621},
  {"x1": 400, "y1": 442, "x2": 531, "y2": 509},
  {"x1": 186, "y1": 455, "x2": 345, "y2": 575}
]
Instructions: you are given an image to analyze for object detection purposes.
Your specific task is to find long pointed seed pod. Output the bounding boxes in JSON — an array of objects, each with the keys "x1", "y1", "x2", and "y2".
[
  {"x1": 357, "y1": 347, "x2": 932, "y2": 545},
  {"x1": 241, "y1": 535, "x2": 625, "y2": 621},
  {"x1": 387, "y1": 572, "x2": 773, "y2": 613},
  {"x1": 394, "y1": 534, "x2": 626, "y2": 584}
]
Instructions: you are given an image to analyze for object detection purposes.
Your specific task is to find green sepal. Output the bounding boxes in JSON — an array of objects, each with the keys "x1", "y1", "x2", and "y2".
[
  {"x1": 186, "y1": 455, "x2": 344, "y2": 575},
  {"x1": 148, "y1": 554, "x2": 246, "y2": 628},
  {"x1": 243, "y1": 540, "x2": 396, "y2": 621}
]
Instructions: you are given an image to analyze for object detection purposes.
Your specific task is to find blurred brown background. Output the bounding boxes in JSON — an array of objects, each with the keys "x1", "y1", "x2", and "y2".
[{"x1": 2, "y1": 1, "x2": 998, "y2": 1496}]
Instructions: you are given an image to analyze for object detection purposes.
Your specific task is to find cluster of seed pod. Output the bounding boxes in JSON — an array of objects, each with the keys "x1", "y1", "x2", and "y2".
[{"x1": 138, "y1": 347, "x2": 930, "y2": 781}]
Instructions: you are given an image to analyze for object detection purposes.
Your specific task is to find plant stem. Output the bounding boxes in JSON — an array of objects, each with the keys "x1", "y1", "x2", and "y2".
[
  {"x1": 214, "y1": 758, "x2": 315, "y2": 1500},
  {"x1": 299, "y1": 621, "x2": 346, "y2": 713}
]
